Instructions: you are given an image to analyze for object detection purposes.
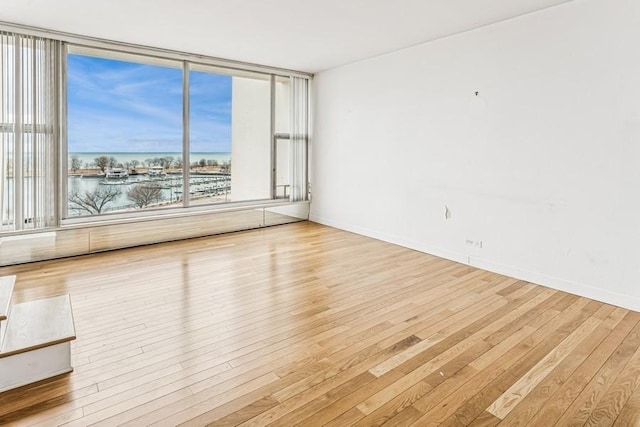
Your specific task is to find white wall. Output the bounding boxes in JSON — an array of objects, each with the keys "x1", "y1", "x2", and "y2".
[{"x1": 311, "y1": 0, "x2": 640, "y2": 311}]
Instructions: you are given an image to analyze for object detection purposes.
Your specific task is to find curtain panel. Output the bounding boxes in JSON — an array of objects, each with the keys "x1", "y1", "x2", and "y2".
[{"x1": 0, "y1": 32, "x2": 58, "y2": 232}]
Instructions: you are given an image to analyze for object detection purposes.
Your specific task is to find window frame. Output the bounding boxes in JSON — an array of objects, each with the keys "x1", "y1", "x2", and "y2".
[
  {"x1": 59, "y1": 42, "x2": 306, "y2": 225},
  {"x1": 0, "y1": 21, "x2": 311, "y2": 234}
]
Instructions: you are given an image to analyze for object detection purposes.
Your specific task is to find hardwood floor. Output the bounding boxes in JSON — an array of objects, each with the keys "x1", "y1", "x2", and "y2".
[{"x1": 0, "y1": 221, "x2": 639, "y2": 426}]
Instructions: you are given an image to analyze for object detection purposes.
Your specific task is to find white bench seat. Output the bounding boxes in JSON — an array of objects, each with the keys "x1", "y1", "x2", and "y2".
[
  {"x1": 0, "y1": 275, "x2": 16, "y2": 347},
  {"x1": 0, "y1": 275, "x2": 15, "y2": 322},
  {"x1": 0, "y1": 294, "x2": 76, "y2": 392}
]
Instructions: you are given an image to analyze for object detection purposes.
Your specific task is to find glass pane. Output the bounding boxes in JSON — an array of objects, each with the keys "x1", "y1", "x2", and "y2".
[
  {"x1": 66, "y1": 51, "x2": 182, "y2": 217},
  {"x1": 1, "y1": 135, "x2": 14, "y2": 231},
  {"x1": 188, "y1": 70, "x2": 232, "y2": 206},
  {"x1": 275, "y1": 138, "x2": 289, "y2": 199},
  {"x1": 274, "y1": 76, "x2": 291, "y2": 200},
  {"x1": 189, "y1": 67, "x2": 270, "y2": 205},
  {"x1": 274, "y1": 76, "x2": 290, "y2": 134}
]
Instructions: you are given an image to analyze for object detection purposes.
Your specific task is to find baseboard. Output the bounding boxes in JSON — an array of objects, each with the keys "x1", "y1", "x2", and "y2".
[
  {"x1": 309, "y1": 214, "x2": 468, "y2": 265},
  {"x1": 309, "y1": 214, "x2": 640, "y2": 313},
  {"x1": 469, "y1": 256, "x2": 640, "y2": 313}
]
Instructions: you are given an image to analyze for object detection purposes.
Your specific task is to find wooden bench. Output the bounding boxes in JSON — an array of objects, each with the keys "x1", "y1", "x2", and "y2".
[{"x1": 0, "y1": 293, "x2": 76, "y2": 393}]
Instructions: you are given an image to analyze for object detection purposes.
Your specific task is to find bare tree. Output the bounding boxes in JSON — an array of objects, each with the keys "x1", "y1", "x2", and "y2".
[
  {"x1": 94, "y1": 155, "x2": 110, "y2": 173},
  {"x1": 221, "y1": 160, "x2": 231, "y2": 174},
  {"x1": 126, "y1": 183, "x2": 164, "y2": 209},
  {"x1": 130, "y1": 159, "x2": 140, "y2": 168},
  {"x1": 108, "y1": 156, "x2": 119, "y2": 168},
  {"x1": 70, "y1": 155, "x2": 82, "y2": 173},
  {"x1": 161, "y1": 156, "x2": 174, "y2": 168},
  {"x1": 69, "y1": 186, "x2": 122, "y2": 215},
  {"x1": 145, "y1": 157, "x2": 168, "y2": 167}
]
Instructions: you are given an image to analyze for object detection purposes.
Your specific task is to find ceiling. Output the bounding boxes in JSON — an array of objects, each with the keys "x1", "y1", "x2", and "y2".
[{"x1": 0, "y1": 0, "x2": 574, "y2": 73}]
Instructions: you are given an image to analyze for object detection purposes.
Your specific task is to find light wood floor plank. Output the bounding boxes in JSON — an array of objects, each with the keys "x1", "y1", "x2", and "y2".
[
  {"x1": 0, "y1": 222, "x2": 637, "y2": 426},
  {"x1": 583, "y1": 340, "x2": 640, "y2": 426},
  {"x1": 553, "y1": 314, "x2": 640, "y2": 426},
  {"x1": 408, "y1": 297, "x2": 601, "y2": 425},
  {"x1": 486, "y1": 314, "x2": 603, "y2": 419},
  {"x1": 498, "y1": 320, "x2": 614, "y2": 425}
]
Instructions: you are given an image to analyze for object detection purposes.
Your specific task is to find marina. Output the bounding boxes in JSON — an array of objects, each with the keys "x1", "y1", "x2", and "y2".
[
  {"x1": 65, "y1": 152, "x2": 233, "y2": 216},
  {"x1": 68, "y1": 172, "x2": 231, "y2": 215}
]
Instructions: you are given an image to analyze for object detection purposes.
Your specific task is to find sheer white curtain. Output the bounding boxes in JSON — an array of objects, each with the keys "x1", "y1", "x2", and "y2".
[
  {"x1": 289, "y1": 76, "x2": 308, "y2": 202},
  {"x1": 0, "y1": 32, "x2": 58, "y2": 232}
]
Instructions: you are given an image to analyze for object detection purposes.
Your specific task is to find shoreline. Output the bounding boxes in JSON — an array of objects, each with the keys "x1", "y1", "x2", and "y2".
[{"x1": 67, "y1": 165, "x2": 227, "y2": 177}]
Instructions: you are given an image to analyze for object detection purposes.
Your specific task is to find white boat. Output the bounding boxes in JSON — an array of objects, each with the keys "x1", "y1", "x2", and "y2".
[
  {"x1": 105, "y1": 168, "x2": 129, "y2": 179},
  {"x1": 148, "y1": 166, "x2": 166, "y2": 177}
]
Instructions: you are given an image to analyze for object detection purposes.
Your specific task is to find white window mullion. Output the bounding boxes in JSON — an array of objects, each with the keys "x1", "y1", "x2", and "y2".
[
  {"x1": 182, "y1": 61, "x2": 190, "y2": 208},
  {"x1": 270, "y1": 74, "x2": 276, "y2": 200}
]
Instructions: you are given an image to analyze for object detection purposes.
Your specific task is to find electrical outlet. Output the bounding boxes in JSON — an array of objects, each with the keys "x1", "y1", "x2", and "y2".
[{"x1": 465, "y1": 239, "x2": 483, "y2": 248}]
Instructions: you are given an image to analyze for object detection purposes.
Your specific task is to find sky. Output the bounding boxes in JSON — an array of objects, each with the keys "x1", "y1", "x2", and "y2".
[{"x1": 67, "y1": 53, "x2": 232, "y2": 153}]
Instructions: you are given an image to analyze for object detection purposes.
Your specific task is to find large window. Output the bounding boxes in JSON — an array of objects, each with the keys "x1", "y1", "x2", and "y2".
[
  {"x1": 66, "y1": 49, "x2": 183, "y2": 217},
  {"x1": 0, "y1": 28, "x2": 309, "y2": 232},
  {"x1": 63, "y1": 46, "x2": 307, "y2": 220}
]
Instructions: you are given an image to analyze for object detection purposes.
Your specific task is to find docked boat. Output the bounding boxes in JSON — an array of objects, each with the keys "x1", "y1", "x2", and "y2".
[
  {"x1": 105, "y1": 167, "x2": 129, "y2": 180},
  {"x1": 148, "y1": 166, "x2": 166, "y2": 177}
]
